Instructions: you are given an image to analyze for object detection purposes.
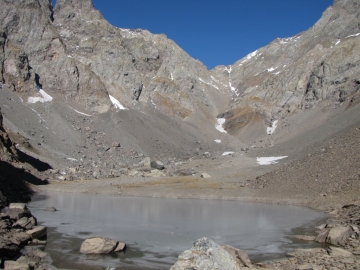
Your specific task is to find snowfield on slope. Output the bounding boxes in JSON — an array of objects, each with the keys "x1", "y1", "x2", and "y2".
[
  {"x1": 257, "y1": 156, "x2": 288, "y2": 165},
  {"x1": 28, "y1": 89, "x2": 53, "y2": 103}
]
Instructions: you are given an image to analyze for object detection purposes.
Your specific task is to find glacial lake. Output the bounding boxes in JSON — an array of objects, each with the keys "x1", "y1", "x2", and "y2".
[{"x1": 28, "y1": 192, "x2": 327, "y2": 270}]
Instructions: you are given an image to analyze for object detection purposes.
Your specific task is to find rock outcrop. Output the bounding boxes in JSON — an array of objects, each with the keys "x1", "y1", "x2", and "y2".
[
  {"x1": 0, "y1": 108, "x2": 18, "y2": 163},
  {"x1": 79, "y1": 236, "x2": 126, "y2": 254},
  {"x1": 211, "y1": 0, "x2": 360, "y2": 138},
  {"x1": 171, "y1": 237, "x2": 243, "y2": 270}
]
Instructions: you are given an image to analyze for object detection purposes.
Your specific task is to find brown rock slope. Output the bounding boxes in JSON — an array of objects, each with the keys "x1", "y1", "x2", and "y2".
[{"x1": 252, "y1": 116, "x2": 360, "y2": 210}]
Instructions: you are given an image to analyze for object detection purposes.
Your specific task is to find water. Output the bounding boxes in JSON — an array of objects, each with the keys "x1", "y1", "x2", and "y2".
[{"x1": 28, "y1": 192, "x2": 326, "y2": 269}]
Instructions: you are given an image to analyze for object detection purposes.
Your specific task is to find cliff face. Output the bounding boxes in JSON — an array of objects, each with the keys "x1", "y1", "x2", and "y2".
[
  {"x1": 0, "y1": 0, "x2": 359, "y2": 138},
  {"x1": 211, "y1": 0, "x2": 360, "y2": 136},
  {"x1": 0, "y1": 108, "x2": 17, "y2": 163}
]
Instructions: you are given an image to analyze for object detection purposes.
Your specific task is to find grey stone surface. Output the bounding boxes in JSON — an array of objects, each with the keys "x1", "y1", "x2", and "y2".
[
  {"x1": 79, "y1": 236, "x2": 118, "y2": 254},
  {"x1": 171, "y1": 237, "x2": 241, "y2": 270},
  {"x1": 150, "y1": 160, "x2": 165, "y2": 170},
  {"x1": 26, "y1": 226, "x2": 47, "y2": 240}
]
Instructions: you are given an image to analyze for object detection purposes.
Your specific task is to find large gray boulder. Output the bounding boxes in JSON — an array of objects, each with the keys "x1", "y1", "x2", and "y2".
[
  {"x1": 150, "y1": 160, "x2": 165, "y2": 170},
  {"x1": 221, "y1": 244, "x2": 252, "y2": 268},
  {"x1": 26, "y1": 226, "x2": 47, "y2": 240},
  {"x1": 80, "y1": 236, "x2": 125, "y2": 254},
  {"x1": 315, "y1": 225, "x2": 352, "y2": 246},
  {"x1": 171, "y1": 237, "x2": 241, "y2": 270}
]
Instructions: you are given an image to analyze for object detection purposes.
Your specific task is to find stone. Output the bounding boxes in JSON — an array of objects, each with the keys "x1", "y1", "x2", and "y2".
[
  {"x1": 150, "y1": 160, "x2": 165, "y2": 170},
  {"x1": 200, "y1": 172, "x2": 211, "y2": 178},
  {"x1": 111, "y1": 142, "x2": 120, "y2": 147},
  {"x1": 144, "y1": 169, "x2": 166, "y2": 177},
  {"x1": 140, "y1": 157, "x2": 151, "y2": 168},
  {"x1": 45, "y1": 207, "x2": 57, "y2": 211},
  {"x1": 28, "y1": 239, "x2": 47, "y2": 245},
  {"x1": 315, "y1": 229, "x2": 330, "y2": 243},
  {"x1": 26, "y1": 226, "x2": 47, "y2": 240},
  {"x1": 12, "y1": 216, "x2": 35, "y2": 230},
  {"x1": 28, "y1": 249, "x2": 48, "y2": 259},
  {"x1": 80, "y1": 236, "x2": 118, "y2": 254},
  {"x1": 113, "y1": 242, "x2": 126, "y2": 252},
  {"x1": 128, "y1": 170, "x2": 140, "y2": 176},
  {"x1": 4, "y1": 261, "x2": 30, "y2": 270},
  {"x1": 171, "y1": 237, "x2": 240, "y2": 270},
  {"x1": 9, "y1": 203, "x2": 27, "y2": 210},
  {"x1": 222, "y1": 244, "x2": 252, "y2": 267},
  {"x1": 327, "y1": 226, "x2": 352, "y2": 246},
  {"x1": 11, "y1": 232, "x2": 32, "y2": 245},
  {"x1": 5, "y1": 208, "x2": 31, "y2": 221}
]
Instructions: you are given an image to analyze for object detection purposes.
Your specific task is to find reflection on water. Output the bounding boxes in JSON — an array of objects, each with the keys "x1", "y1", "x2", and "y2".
[{"x1": 28, "y1": 192, "x2": 326, "y2": 269}]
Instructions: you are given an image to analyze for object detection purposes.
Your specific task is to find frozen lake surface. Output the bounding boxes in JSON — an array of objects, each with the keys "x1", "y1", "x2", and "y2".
[{"x1": 28, "y1": 192, "x2": 326, "y2": 269}]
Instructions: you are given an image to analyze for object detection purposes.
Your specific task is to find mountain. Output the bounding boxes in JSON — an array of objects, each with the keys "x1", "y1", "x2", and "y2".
[
  {"x1": 0, "y1": 0, "x2": 359, "y2": 180},
  {"x1": 212, "y1": 0, "x2": 360, "y2": 141}
]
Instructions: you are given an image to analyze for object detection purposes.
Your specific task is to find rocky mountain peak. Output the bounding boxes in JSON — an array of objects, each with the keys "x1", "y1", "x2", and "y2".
[
  {"x1": 0, "y1": 0, "x2": 359, "y2": 148},
  {"x1": 54, "y1": 0, "x2": 94, "y2": 11},
  {"x1": 333, "y1": 0, "x2": 360, "y2": 13}
]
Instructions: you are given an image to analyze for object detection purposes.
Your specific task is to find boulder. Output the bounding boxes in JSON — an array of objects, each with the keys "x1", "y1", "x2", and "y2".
[
  {"x1": 200, "y1": 172, "x2": 211, "y2": 179},
  {"x1": 222, "y1": 244, "x2": 252, "y2": 268},
  {"x1": 80, "y1": 236, "x2": 118, "y2": 254},
  {"x1": 114, "y1": 242, "x2": 126, "y2": 252},
  {"x1": 4, "y1": 261, "x2": 30, "y2": 270},
  {"x1": 326, "y1": 226, "x2": 352, "y2": 246},
  {"x1": 10, "y1": 232, "x2": 32, "y2": 245},
  {"x1": 150, "y1": 160, "x2": 165, "y2": 170},
  {"x1": 5, "y1": 208, "x2": 31, "y2": 221},
  {"x1": 28, "y1": 249, "x2": 49, "y2": 259},
  {"x1": 315, "y1": 226, "x2": 352, "y2": 246},
  {"x1": 140, "y1": 157, "x2": 151, "y2": 168},
  {"x1": 171, "y1": 237, "x2": 240, "y2": 270},
  {"x1": 144, "y1": 169, "x2": 166, "y2": 177},
  {"x1": 12, "y1": 217, "x2": 35, "y2": 230},
  {"x1": 26, "y1": 226, "x2": 47, "y2": 240},
  {"x1": 9, "y1": 203, "x2": 27, "y2": 210}
]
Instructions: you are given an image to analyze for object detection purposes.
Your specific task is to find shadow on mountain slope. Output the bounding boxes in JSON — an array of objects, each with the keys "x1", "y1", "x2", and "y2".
[
  {"x1": 0, "y1": 160, "x2": 49, "y2": 206},
  {"x1": 17, "y1": 150, "x2": 52, "y2": 172}
]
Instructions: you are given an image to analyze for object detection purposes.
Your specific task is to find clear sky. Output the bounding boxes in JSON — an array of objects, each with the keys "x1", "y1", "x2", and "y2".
[{"x1": 52, "y1": 0, "x2": 334, "y2": 70}]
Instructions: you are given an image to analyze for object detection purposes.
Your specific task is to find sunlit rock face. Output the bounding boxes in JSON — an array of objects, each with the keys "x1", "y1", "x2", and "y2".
[
  {"x1": 0, "y1": 0, "x2": 359, "y2": 137},
  {"x1": 212, "y1": 0, "x2": 360, "y2": 136}
]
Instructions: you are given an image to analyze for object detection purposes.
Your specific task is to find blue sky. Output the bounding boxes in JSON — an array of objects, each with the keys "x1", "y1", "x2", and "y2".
[{"x1": 52, "y1": 0, "x2": 333, "y2": 70}]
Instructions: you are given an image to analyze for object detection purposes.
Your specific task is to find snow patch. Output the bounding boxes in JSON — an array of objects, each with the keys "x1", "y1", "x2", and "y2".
[
  {"x1": 267, "y1": 66, "x2": 278, "y2": 72},
  {"x1": 109, "y1": 95, "x2": 128, "y2": 110},
  {"x1": 257, "y1": 156, "x2": 287, "y2": 165},
  {"x1": 214, "y1": 139, "x2": 221, "y2": 143},
  {"x1": 267, "y1": 120, "x2": 278, "y2": 135},
  {"x1": 119, "y1": 28, "x2": 141, "y2": 37},
  {"x1": 150, "y1": 99, "x2": 157, "y2": 108},
  {"x1": 346, "y1": 33, "x2": 360, "y2": 38},
  {"x1": 238, "y1": 50, "x2": 261, "y2": 65},
  {"x1": 225, "y1": 66, "x2": 238, "y2": 95},
  {"x1": 28, "y1": 89, "x2": 53, "y2": 104},
  {"x1": 222, "y1": 152, "x2": 234, "y2": 156},
  {"x1": 215, "y1": 118, "x2": 227, "y2": 133},
  {"x1": 199, "y1": 78, "x2": 219, "y2": 90},
  {"x1": 67, "y1": 106, "x2": 92, "y2": 116}
]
